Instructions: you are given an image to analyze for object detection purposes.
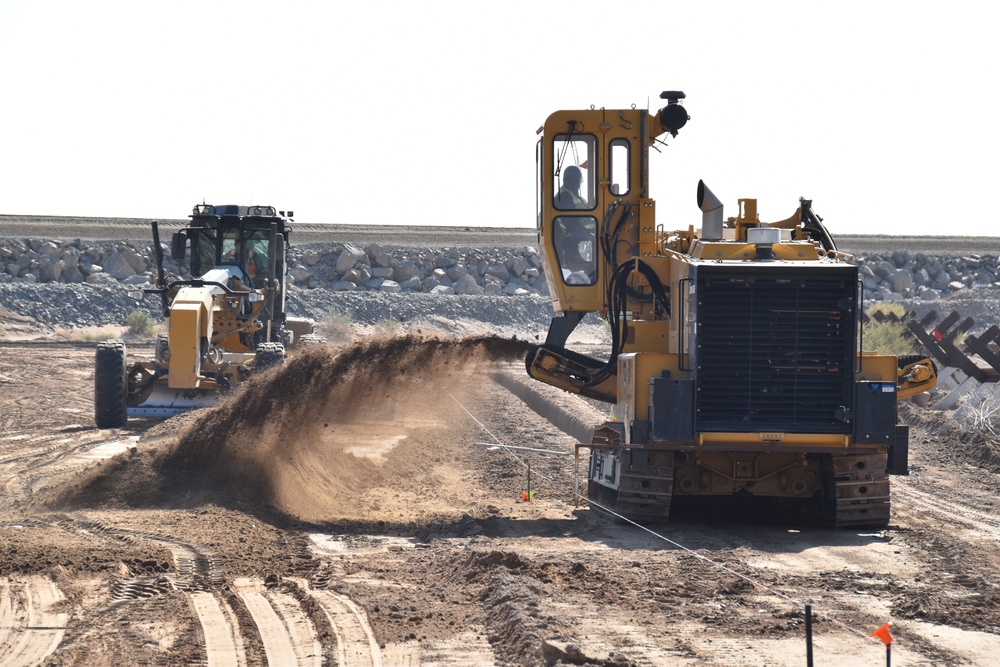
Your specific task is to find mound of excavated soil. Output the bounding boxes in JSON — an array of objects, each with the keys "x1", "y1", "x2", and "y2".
[{"x1": 49, "y1": 334, "x2": 535, "y2": 523}]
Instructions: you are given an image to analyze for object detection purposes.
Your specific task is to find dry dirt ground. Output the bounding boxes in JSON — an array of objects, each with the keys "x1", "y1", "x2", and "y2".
[
  {"x1": 3, "y1": 223, "x2": 1000, "y2": 667},
  {"x1": 3, "y1": 327, "x2": 1000, "y2": 667}
]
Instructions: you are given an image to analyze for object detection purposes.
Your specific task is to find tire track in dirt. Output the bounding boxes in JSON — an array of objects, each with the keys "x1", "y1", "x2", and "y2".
[
  {"x1": 11, "y1": 398, "x2": 384, "y2": 667},
  {"x1": 0, "y1": 576, "x2": 68, "y2": 667},
  {"x1": 190, "y1": 591, "x2": 247, "y2": 667},
  {"x1": 40, "y1": 515, "x2": 254, "y2": 665},
  {"x1": 0, "y1": 429, "x2": 134, "y2": 501},
  {"x1": 51, "y1": 515, "x2": 223, "y2": 592},
  {"x1": 0, "y1": 431, "x2": 111, "y2": 467},
  {"x1": 895, "y1": 483, "x2": 1000, "y2": 538},
  {"x1": 0, "y1": 344, "x2": 97, "y2": 433},
  {"x1": 287, "y1": 577, "x2": 382, "y2": 667},
  {"x1": 233, "y1": 578, "x2": 322, "y2": 666}
]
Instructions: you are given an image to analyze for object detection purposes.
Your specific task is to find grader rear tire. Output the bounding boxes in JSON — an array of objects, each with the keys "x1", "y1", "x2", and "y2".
[
  {"x1": 95, "y1": 339, "x2": 128, "y2": 429},
  {"x1": 255, "y1": 342, "x2": 285, "y2": 370},
  {"x1": 297, "y1": 333, "x2": 327, "y2": 346},
  {"x1": 154, "y1": 333, "x2": 170, "y2": 363}
]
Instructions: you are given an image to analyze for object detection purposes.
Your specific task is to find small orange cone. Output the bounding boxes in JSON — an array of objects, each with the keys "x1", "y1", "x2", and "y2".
[{"x1": 870, "y1": 622, "x2": 894, "y2": 646}]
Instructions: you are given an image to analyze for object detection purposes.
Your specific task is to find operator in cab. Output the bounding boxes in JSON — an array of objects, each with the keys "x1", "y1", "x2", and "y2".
[{"x1": 222, "y1": 236, "x2": 267, "y2": 287}]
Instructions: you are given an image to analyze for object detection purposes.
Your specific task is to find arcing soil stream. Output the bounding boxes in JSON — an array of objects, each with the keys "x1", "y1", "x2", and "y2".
[{"x1": 3, "y1": 229, "x2": 1000, "y2": 666}]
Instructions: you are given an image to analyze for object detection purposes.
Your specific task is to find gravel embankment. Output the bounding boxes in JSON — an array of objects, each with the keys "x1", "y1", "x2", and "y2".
[{"x1": 3, "y1": 220, "x2": 1000, "y2": 334}]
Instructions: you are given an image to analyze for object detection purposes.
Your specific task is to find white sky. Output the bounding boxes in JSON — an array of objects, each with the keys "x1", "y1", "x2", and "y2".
[{"x1": 1, "y1": 1, "x2": 997, "y2": 236}]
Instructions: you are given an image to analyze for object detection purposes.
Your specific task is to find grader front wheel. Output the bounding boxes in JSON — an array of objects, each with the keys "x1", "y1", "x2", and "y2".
[{"x1": 94, "y1": 339, "x2": 128, "y2": 429}]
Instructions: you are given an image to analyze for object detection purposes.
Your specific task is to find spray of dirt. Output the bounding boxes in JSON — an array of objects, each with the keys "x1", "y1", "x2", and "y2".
[{"x1": 51, "y1": 334, "x2": 535, "y2": 522}]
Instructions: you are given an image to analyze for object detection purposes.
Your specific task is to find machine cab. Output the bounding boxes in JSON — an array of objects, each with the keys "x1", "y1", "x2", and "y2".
[
  {"x1": 184, "y1": 204, "x2": 289, "y2": 289},
  {"x1": 535, "y1": 93, "x2": 688, "y2": 313}
]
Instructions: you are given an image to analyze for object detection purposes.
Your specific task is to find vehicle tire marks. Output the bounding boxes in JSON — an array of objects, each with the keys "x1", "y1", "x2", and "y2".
[
  {"x1": 0, "y1": 576, "x2": 69, "y2": 667},
  {"x1": 191, "y1": 591, "x2": 247, "y2": 667},
  {"x1": 0, "y1": 431, "x2": 106, "y2": 469},
  {"x1": 0, "y1": 430, "x2": 126, "y2": 500},
  {"x1": 290, "y1": 578, "x2": 382, "y2": 667},
  {"x1": 233, "y1": 577, "x2": 322, "y2": 666},
  {"x1": 35, "y1": 515, "x2": 250, "y2": 666},
  {"x1": 50, "y1": 514, "x2": 224, "y2": 592},
  {"x1": 896, "y1": 483, "x2": 1000, "y2": 538},
  {"x1": 12, "y1": 516, "x2": 328, "y2": 666}
]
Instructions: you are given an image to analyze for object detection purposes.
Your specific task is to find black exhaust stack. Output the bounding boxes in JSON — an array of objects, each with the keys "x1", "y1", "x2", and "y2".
[{"x1": 150, "y1": 221, "x2": 169, "y2": 317}]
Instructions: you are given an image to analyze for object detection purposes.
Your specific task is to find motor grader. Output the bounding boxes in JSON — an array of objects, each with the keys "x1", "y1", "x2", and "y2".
[
  {"x1": 94, "y1": 204, "x2": 317, "y2": 428},
  {"x1": 526, "y1": 92, "x2": 937, "y2": 527}
]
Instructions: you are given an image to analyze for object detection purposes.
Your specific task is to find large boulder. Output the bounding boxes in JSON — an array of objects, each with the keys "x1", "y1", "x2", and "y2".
[
  {"x1": 887, "y1": 269, "x2": 913, "y2": 293},
  {"x1": 289, "y1": 264, "x2": 313, "y2": 283},
  {"x1": 446, "y1": 264, "x2": 468, "y2": 281},
  {"x1": 62, "y1": 264, "x2": 86, "y2": 283},
  {"x1": 365, "y1": 243, "x2": 393, "y2": 268},
  {"x1": 379, "y1": 280, "x2": 402, "y2": 293},
  {"x1": 336, "y1": 245, "x2": 366, "y2": 273},
  {"x1": 398, "y1": 277, "x2": 422, "y2": 291},
  {"x1": 103, "y1": 251, "x2": 136, "y2": 280},
  {"x1": 119, "y1": 246, "x2": 148, "y2": 273},
  {"x1": 393, "y1": 260, "x2": 422, "y2": 281},
  {"x1": 37, "y1": 256, "x2": 66, "y2": 282},
  {"x1": 85, "y1": 272, "x2": 119, "y2": 286},
  {"x1": 453, "y1": 274, "x2": 484, "y2": 295},
  {"x1": 39, "y1": 241, "x2": 61, "y2": 257},
  {"x1": 485, "y1": 264, "x2": 511, "y2": 282}
]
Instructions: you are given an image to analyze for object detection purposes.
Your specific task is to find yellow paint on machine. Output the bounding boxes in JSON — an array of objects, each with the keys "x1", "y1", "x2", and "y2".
[{"x1": 168, "y1": 286, "x2": 214, "y2": 389}]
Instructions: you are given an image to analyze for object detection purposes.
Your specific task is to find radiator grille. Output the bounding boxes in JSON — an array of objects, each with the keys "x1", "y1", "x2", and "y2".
[{"x1": 694, "y1": 266, "x2": 856, "y2": 433}]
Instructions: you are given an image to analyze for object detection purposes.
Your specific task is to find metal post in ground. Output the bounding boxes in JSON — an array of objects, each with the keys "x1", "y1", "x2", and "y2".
[{"x1": 805, "y1": 604, "x2": 813, "y2": 667}]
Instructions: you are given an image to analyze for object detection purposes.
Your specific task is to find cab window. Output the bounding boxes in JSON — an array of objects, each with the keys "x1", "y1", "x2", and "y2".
[
  {"x1": 221, "y1": 236, "x2": 240, "y2": 264},
  {"x1": 221, "y1": 231, "x2": 271, "y2": 287},
  {"x1": 245, "y1": 230, "x2": 270, "y2": 286},
  {"x1": 554, "y1": 216, "x2": 597, "y2": 285},
  {"x1": 191, "y1": 228, "x2": 218, "y2": 276},
  {"x1": 609, "y1": 138, "x2": 630, "y2": 196},
  {"x1": 553, "y1": 134, "x2": 596, "y2": 210}
]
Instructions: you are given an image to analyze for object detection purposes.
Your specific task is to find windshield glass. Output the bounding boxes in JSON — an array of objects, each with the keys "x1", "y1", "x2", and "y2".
[
  {"x1": 553, "y1": 133, "x2": 596, "y2": 211},
  {"x1": 220, "y1": 228, "x2": 270, "y2": 286},
  {"x1": 554, "y1": 215, "x2": 597, "y2": 285},
  {"x1": 191, "y1": 228, "x2": 217, "y2": 278}
]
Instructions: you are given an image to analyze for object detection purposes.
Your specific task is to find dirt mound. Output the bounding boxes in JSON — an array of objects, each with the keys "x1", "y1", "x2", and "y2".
[
  {"x1": 901, "y1": 402, "x2": 1000, "y2": 473},
  {"x1": 49, "y1": 334, "x2": 535, "y2": 522},
  {"x1": 0, "y1": 305, "x2": 48, "y2": 339}
]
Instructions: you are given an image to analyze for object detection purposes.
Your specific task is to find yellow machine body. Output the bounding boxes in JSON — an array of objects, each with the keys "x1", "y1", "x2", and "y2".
[
  {"x1": 93, "y1": 205, "x2": 311, "y2": 428},
  {"x1": 168, "y1": 286, "x2": 215, "y2": 389},
  {"x1": 527, "y1": 94, "x2": 936, "y2": 527}
]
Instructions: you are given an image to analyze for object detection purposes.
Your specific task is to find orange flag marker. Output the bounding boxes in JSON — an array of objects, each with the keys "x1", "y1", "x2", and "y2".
[{"x1": 870, "y1": 622, "x2": 894, "y2": 646}]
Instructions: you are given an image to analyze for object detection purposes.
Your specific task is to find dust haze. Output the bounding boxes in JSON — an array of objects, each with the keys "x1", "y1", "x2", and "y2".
[{"x1": 50, "y1": 334, "x2": 535, "y2": 522}]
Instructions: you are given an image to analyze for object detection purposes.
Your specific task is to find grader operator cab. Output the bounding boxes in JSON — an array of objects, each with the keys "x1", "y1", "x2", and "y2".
[
  {"x1": 94, "y1": 204, "x2": 316, "y2": 429},
  {"x1": 527, "y1": 92, "x2": 937, "y2": 527}
]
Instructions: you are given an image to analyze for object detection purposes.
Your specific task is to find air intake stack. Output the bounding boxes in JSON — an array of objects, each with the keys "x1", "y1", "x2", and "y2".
[{"x1": 697, "y1": 180, "x2": 724, "y2": 241}]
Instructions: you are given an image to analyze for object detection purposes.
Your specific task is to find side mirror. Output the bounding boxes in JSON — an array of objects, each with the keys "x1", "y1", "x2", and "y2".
[{"x1": 170, "y1": 231, "x2": 187, "y2": 261}]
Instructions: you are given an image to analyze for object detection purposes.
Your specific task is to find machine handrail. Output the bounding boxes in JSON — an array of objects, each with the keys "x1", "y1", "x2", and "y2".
[{"x1": 141, "y1": 278, "x2": 254, "y2": 297}]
